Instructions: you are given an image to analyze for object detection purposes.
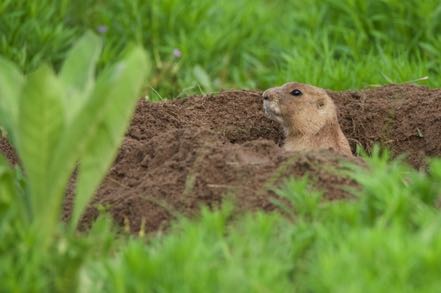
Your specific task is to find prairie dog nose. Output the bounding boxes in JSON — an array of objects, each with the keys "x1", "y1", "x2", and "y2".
[{"x1": 262, "y1": 89, "x2": 276, "y2": 101}]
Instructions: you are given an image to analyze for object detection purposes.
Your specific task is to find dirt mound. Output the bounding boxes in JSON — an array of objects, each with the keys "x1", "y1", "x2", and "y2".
[
  {"x1": 2, "y1": 84, "x2": 441, "y2": 233},
  {"x1": 330, "y1": 84, "x2": 441, "y2": 169},
  {"x1": 64, "y1": 90, "x2": 358, "y2": 233}
]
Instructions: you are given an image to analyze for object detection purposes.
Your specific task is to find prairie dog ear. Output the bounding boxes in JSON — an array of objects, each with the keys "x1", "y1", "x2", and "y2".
[{"x1": 316, "y1": 98, "x2": 325, "y2": 109}]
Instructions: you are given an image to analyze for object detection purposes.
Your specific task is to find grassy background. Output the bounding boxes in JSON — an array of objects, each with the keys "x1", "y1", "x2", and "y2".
[
  {"x1": 1, "y1": 1, "x2": 441, "y2": 291},
  {"x1": 1, "y1": 0, "x2": 441, "y2": 99}
]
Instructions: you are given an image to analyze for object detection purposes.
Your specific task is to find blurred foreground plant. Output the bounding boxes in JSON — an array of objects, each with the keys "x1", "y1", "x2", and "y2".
[{"x1": 0, "y1": 31, "x2": 149, "y2": 249}]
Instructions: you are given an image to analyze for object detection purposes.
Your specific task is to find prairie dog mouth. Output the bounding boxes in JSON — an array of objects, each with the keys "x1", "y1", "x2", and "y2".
[
  {"x1": 263, "y1": 100, "x2": 282, "y2": 122},
  {"x1": 263, "y1": 100, "x2": 289, "y2": 136}
]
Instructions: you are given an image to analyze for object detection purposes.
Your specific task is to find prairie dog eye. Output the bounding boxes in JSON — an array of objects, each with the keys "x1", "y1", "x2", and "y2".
[{"x1": 290, "y1": 89, "x2": 302, "y2": 96}]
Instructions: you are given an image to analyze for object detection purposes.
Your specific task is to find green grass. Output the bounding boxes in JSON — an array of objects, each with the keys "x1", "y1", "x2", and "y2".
[
  {"x1": 85, "y1": 153, "x2": 441, "y2": 292},
  {"x1": 1, "y1": 0, "x2": 440, "y2": 99},
  {"x1": 1, "y1": 1, "x2": 441, "y2": 292},
  {"x1": 3, "y1": 151, "x2": 441, "y2": 292}
]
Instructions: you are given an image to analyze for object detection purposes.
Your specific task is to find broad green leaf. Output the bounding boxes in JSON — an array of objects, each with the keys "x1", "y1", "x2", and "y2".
[
  {"x1": 17, "y1": 65, "x2": 65, "y2": 221},
  {"x1": 60, "y1": 31, "x2": 102, "y2": 121},
  {"x1": 48, "y1": 47, "x2": 148, "y2": 229},
  {"x1": 0, "y1": 57, "x2": 24, "y2": 144},
  {"x1": 71, "y1": 47, "x2": 149, "y2": 228}
]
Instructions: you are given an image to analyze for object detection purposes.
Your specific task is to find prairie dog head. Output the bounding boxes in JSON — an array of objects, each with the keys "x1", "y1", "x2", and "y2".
[{"x1": 262, "y1": 82, "x2": 337, "y2": 136}]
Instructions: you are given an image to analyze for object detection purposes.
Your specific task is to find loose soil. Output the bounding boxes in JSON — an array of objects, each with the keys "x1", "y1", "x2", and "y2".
[{"x1": 2, "y1": 84, "x2": 441, "y2": 233}]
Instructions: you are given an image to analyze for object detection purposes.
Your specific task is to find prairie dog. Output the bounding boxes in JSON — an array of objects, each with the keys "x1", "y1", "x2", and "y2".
[{"x1": 263, "y1": 82, "x2": 352, "y2": 157}]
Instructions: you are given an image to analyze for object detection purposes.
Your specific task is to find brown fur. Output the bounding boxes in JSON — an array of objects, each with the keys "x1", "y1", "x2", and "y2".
[{"x1": 263, "y1": 82, "x2": 353, "y2": 157}]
